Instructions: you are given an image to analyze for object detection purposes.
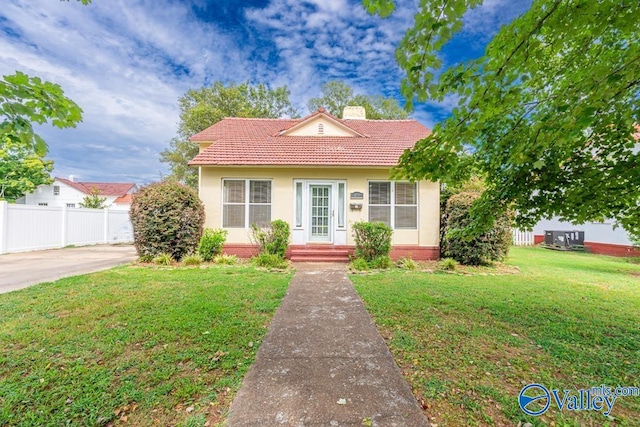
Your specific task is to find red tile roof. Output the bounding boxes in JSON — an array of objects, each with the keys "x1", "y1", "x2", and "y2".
[
  {"x1": 188, "y1": 110, "x2": 431, "y2": 167},
  {"x1": 56, "y1": 178, "x2": 136, "y2": 196},
  {"x1": 114, "y1": 193, "x2": 134, "y2": 204}
]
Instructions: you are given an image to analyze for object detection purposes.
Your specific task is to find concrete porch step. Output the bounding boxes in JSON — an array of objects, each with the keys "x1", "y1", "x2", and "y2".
[{"x1": 288, "y1": 246, "x2": 352, "y2": 262}]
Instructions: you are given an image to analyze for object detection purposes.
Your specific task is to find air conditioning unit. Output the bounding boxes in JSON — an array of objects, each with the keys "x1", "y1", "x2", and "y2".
[{"x1": 544, "y1": 230, "x2": 585, "y2": 248}]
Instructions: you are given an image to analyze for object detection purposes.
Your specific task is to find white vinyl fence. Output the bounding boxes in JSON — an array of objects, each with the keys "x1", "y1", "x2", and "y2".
[
  {"x1": 512, "y1": 229, "x2": 535, "y2": 246},
  {"x1": 0, "y1": 201, "x2": 133, "y2": 254}
]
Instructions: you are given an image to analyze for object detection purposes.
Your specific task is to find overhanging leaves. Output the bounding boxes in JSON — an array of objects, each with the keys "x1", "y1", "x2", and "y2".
[{"x1": 366, "y1": 0, "x2": 640, "y2": 240}]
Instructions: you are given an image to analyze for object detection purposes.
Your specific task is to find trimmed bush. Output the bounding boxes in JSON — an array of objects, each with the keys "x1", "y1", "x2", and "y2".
[
  {"x1": 370, "y1": 255, "x2": 393, "y2": 269},
  {"x1": 138, "y1": 254, "x2": 153, "y2": 263},
  {"x1": 130, "y1": 181, "x2": 205, "y2": 260},
  {"x1": 153, "y1": 253, "x2": 174, "y2": 266},
  {"x1": 252, "y1": 253, "x2": 289, "y2": 269},
  {"x1": 250, "y1": 219, "x2": 290, "y2": 258},
  {"x1": 396, "y1": 257, "x2": 417, "y2": 270},
  {"x1": 437, "y1": 257, "x2": 458, "y2": 271},
  {"x1": 350, "y1": 258, "x2": 369, "y2": 271},
  {"x1": 213, "y1": 253, "x2": 237, "y2": 265},
  {"x1": 198, "y1": 228, "x2": 227, "y2": 261},
  {"x1": 352, "y1": 221, "x2": 393, "y2": 262},
  {"x1": 441, "y1": 191, "x2": 512, "y2": 265},
  {"x1": 181, "y1": 253, "x2": 203, "y2": 266}
]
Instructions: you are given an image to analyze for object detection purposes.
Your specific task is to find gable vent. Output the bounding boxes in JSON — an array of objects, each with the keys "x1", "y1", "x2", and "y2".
[{"x1": 318, "y1": 123, "x2": 324, "y2": 135}]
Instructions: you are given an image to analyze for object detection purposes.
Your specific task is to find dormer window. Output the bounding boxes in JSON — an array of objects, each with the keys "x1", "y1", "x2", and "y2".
[{"x1": 318, "y1": 123, "x2": 324, "y2": 135}]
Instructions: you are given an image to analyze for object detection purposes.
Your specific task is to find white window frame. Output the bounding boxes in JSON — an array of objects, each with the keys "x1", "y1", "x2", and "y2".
[
  {"x1": 222, "y1": 179, "x2": 272, "y2": 228},
  {"x1": 53, "y1": 185, "x2": 60, "y2": 196},
  {"x1": 368, "y1": 181, "x2": 418, "y2": 230}
]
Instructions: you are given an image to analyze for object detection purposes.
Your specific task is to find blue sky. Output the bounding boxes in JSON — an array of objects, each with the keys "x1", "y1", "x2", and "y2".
[{"x1": 0, "y1": 0, "x2": 530, "y2": 184}]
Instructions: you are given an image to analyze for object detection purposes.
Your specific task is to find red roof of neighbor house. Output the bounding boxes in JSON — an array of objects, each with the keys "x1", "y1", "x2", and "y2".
[
  {"x1": 188, "y1": 109, "x2": 431, "y2": 167},
  {"x1": 114, "y1": 193, "x2": 134, "y2": 204},
  {"x1": 56, "y1": 178, "x2": 136, "y2": 196}
]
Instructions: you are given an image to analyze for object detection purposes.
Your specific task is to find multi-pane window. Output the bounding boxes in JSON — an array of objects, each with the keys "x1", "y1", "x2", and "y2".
[
  {"x1": 368, "y1": 181, "x2": 417, "y2": 229},
  {"x1": 223, "y1": 179, "x2": 271, "y2": 228},
  {"x1": 53, "y1": 185, "x2": 60, "y2": 195},
  {"x1": 66, "y1": 203, "x2": 76, "y2": 208},
  {"x1": 394, "y1": 182, "x2": 417, "y2": 229}
]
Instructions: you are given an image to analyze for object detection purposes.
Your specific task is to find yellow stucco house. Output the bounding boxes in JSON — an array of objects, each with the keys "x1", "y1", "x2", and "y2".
[{"x1": 188, "y1": 107, "x2": 440, "y2": 261}]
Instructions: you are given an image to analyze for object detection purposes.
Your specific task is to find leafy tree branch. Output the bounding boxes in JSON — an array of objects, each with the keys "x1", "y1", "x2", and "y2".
[{"x1": 365, "y1": 0, "x2": 640, "y2": 240}]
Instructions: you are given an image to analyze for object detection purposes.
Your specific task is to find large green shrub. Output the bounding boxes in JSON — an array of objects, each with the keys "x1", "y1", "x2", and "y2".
[
  {"x1": 442, "y1": 191, "x2": 512, "y2": 265},
  {"x1": 352, "y1": 221, "x2": 393, "y2": 262},
  {"x1": 198, "y1": 228, "x2": 227, "y2": 261},
  {"x1": 250, "y1": 219, "x2": 290, "y2": 258},
  {"x1": 130, "y1": 181, "x2": 205, "y2": 260}
]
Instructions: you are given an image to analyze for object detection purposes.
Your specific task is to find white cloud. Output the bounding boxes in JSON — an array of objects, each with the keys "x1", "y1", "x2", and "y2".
[
  {"x1": 0, "y1": 0, "x2": 253, "y2": 184},
  {"x1": 462, "y1": 0, "x2": 532, "y2": 44},
  {"x1": 245, "y1": 0, "x2": 416, "y2": 113},
  {"x1": 2, "y1": 0, "x2": 497, "y2": 184}
]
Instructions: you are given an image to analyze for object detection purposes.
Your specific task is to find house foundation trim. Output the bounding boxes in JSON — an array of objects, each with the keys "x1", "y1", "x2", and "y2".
[
  {"x1": 533, "y1": 235, "x2": 638, "y2": 257},
  {"x1": 583, "y1": 241, "x2": 639, "y2": 257},
  {"x1": 221, "y1": 243, "x2": 440, "y2": 261}
]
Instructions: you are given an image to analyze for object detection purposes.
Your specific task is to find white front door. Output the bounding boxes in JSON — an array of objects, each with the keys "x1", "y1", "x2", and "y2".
[{"x1": 309, "y1": 184, "x2": 332, "y2": 242}]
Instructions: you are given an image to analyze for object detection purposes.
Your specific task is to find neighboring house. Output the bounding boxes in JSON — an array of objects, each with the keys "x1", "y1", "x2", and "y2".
[
  {"x1": 111, "y1": 193, "x2": 135, "y2": 211},
  {"x1": 24, "y1": 177, "x2": 137, "y2": 209},
  {"x1": 188, "y1": 107, "x2": 440, "y2": 261},
  {"x1": 533, "y1": 219, "x2": 637, "y2": 257},
  {"x1": 532, "y1": 126, "x2": 639, "y2": 257}
]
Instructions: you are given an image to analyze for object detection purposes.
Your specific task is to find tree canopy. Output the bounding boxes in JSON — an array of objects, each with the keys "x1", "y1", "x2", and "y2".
[
  {"x1": 160, "y1": 82, "x2": 298, "y2": 188},
  {"x1": 308, "y1": 80, "x2": 408, "y2": 119},
  {"x1": 365, "y1": 0, "x2": 640, "y2": 240},
  {"x1": 1, "y1": 72, "x2": 83, "y2": 157},
  {"x1": 79, "y1": 187, "x2": 108, "y2": 209},
  {"x1": 0, "y1": 72, "x2": 83, "y2": 200},
  {"x1": 0, "y1": 136, "x2": 54, "y2": 201},
  {"x1": 1, "y1": 0, "x2": 87, "y2": 201}
]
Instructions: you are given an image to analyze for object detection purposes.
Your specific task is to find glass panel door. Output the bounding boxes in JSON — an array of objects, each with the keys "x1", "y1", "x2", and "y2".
[{"x1": 309, "y1": 185, "x2": 332, "y2": 242}]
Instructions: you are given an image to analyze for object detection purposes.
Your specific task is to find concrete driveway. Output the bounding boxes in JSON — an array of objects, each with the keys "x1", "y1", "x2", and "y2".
[{"x1": 0, "y1": 245, "x2": 138, "y2": 294}]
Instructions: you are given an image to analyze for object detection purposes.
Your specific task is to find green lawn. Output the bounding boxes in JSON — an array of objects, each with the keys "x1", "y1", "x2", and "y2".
[
  {"x1": 0, "y1": 265, "x2": 291, "y2": 427},
  {"x1": 352, "y1": 247, "x2": 640, "y2": 426}
]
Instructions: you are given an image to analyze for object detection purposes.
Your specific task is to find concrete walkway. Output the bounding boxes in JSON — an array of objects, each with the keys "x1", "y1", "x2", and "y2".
[
  {"x1": 228, "y1": 263, "x2": 429, "y2": 426},
  {"x1": 0, "y1": 245, "x2": 137, "y2": 294}
]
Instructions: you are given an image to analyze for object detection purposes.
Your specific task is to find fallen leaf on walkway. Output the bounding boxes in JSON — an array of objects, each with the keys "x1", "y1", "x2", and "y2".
[{"x1": 337, "y1": 398, "x2": 347, "y2": 405}]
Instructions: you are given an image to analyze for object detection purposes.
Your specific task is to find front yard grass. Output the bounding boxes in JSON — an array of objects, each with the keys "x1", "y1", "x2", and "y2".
[
  {"x1": 352, "y1": 247, "x2": 640, "y2": 426},
  {"x1": 0, "y1": 265, "x2": 291, "y2": 426}
]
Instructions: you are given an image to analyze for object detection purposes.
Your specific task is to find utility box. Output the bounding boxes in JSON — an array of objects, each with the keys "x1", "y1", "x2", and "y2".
[{"x1": 544, "y1": 230, "x2": 585, "y2": 248}]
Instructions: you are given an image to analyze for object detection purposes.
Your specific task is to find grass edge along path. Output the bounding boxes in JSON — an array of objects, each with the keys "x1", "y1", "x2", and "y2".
[
  {"x1": 0, "y1": 264, "x2": 291, "y2": 427},
  {"x1": 352, "y1": 247, "x2": 640, "y2": 427}
]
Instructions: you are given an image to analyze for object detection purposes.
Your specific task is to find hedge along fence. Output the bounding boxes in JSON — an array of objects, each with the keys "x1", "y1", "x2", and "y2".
[
  {"x1": 441, "y1": 191, "x2": 512, "y2": 265},
  {"x1": 129, "y1": 181, "x2": 204, "y2": 260}
]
